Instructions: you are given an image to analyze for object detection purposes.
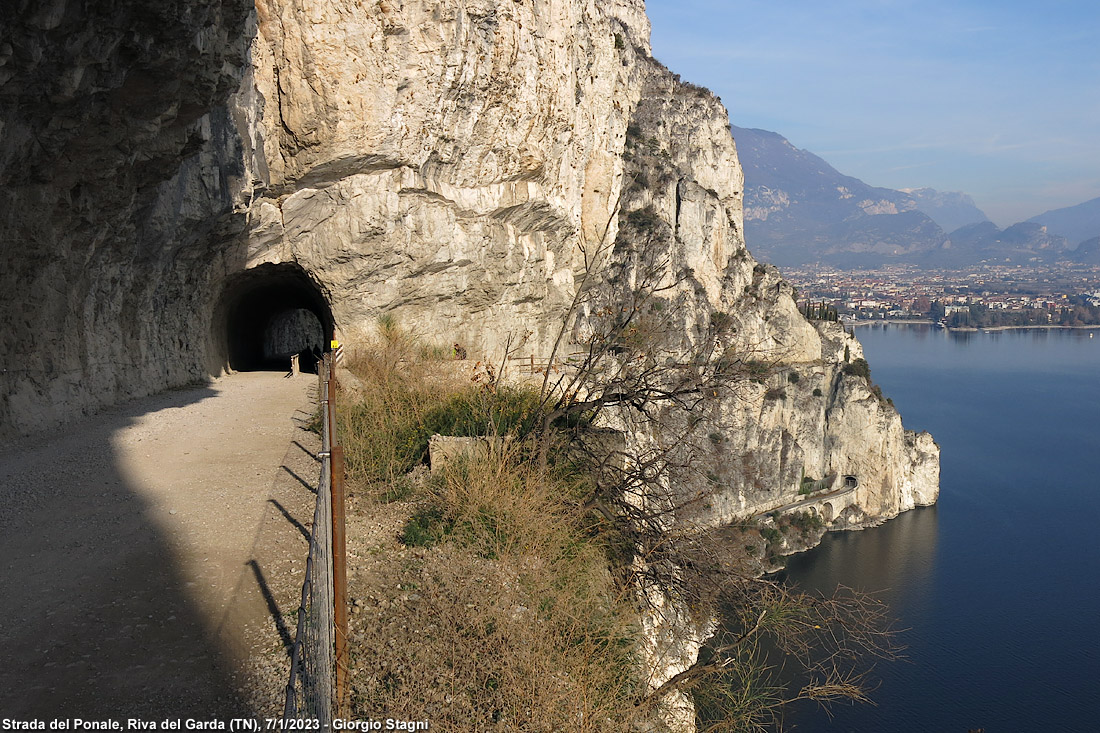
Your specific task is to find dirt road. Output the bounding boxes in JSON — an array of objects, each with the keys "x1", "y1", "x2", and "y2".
[{"x1": 0, "y1": 372, "x2": 319, "y2": 719}]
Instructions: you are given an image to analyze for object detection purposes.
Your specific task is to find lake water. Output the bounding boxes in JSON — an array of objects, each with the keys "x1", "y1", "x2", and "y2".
[{"x1": 782, "y1": 325, "x2": 1100, "y2": 732}]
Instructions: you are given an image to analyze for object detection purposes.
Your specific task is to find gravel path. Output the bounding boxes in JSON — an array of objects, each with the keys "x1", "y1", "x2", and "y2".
[{"x1": 0, "y1": 372, "x2": 320, "y2": 719}]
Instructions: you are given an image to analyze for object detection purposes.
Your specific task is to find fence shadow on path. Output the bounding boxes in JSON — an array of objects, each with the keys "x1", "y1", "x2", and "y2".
[{"x1": 0, "y1": 377, "x2": 317, "y2": 719}]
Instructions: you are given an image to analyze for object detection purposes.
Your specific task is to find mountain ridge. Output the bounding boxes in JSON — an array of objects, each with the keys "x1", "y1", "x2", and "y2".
[
  {"x1": 1026, "y1": 196, "x2": 1100, "y2": 246},
  {"x1": 733, "y1": 125, "x2": 968, "y2": 266},
  {"x1": 733, "y1": 125, "x2": 1100, "y2": 267}
]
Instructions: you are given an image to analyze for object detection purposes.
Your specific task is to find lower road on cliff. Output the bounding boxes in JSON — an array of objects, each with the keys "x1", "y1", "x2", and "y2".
[
  {"x1": 0, "y1": 372, "x2": 319, "y2": 718},
  {"x1": 754, "y1": 485, "x2": 857, "y2": 520}
]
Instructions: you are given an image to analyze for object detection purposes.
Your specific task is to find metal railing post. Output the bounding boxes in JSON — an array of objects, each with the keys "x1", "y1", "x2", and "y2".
[
  {"x1": 325, "y1": 351, "x2": 349, "y2": 715},
  {"x1": 331, "y1": 444, "x2": 349, "y2": 716}
]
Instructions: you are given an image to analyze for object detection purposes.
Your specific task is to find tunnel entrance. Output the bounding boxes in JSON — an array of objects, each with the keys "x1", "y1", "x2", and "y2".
[{"x1": 214, "y1": 263, "x2": 335, "y2": 373}]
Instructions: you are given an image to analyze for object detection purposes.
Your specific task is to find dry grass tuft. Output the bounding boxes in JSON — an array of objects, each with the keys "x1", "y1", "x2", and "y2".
[
  {"x1": 337, "y1": 318, "x2": 543, "y2": 498},
  {"x1": 338, "y1": 321, "x2": 644, "y2": 731},
  {"x1": 349, "y1": 457, "x2": 641, "y2": 731}
]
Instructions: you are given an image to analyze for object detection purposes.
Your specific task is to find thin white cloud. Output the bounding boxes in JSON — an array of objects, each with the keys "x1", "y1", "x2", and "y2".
[
  {"x1": 819, "y1": 142, "x2": 949, "y2": 157},
  {"x1": 889, "y1": 162, "x2": 937, "y2": 172}
]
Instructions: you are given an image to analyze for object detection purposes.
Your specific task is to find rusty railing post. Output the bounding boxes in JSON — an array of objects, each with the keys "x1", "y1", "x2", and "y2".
[
  {"x1": 330, "y1": 444, "x2": 348, "y2": 716},
  {"x1": 327, "y1": 351, "x2": 349, "y2": 717}
]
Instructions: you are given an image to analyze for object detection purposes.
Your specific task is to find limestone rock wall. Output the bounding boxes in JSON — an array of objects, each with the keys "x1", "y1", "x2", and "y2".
[
  {"x1": 0, "y1": 0, "x2": 259, "y2": 436},
  {"x1": 573, "y1": 58, "x2": 938, "y2": 723},
  {"x1": 591, "y1": 59, "x2": 939, "y2": 533},
  {"x1": 688, "y1": 319, "x2": 940, "y2": 527},
  {"x1": 242, "y1": 0, "x2": 656, "y2": 359}
]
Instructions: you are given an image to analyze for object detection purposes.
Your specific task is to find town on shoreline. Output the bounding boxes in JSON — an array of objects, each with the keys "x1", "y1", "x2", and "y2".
[{"x1": 785, "y1": 263, "x2": 1100, "y2": 329}]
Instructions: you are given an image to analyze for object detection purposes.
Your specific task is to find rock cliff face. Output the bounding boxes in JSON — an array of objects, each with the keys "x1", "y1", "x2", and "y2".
[
  {"x1": 0, "y1": 0, "x2": 938, "y2": 727},
  {"x1": 0, "y1": 0, "x2": 258, "y2": 434},
  {"x1": 243, "y1": 0, "x2": 660, "y2": 363}
]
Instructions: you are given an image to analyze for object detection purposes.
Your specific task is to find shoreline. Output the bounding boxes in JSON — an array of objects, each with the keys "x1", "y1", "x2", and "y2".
[{"x1": 849, "y1": 320, "x2": 1100, "y2": 332}]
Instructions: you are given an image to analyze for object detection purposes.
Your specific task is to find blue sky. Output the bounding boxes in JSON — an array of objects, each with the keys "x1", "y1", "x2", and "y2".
[{"x1": 645, "y1": 0, "x2": 1100, "y2": 226}]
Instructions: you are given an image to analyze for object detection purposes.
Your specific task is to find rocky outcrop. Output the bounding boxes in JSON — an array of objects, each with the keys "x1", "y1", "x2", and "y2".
[
  {"x1": 1, "y1": 0, "x2": 938, "y2": 728},
  {"x1": 680, "y1": 319, "x2": 939, "y2": 528}
]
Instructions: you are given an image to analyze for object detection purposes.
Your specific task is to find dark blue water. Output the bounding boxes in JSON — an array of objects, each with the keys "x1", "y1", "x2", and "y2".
[{"x1": 782, "y1": 325, "x2": 1100, "y2": 732}]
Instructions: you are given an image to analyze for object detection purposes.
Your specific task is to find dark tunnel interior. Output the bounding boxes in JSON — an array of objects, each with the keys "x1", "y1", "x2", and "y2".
[{"x1": 216, "y1": 263, "x2": 335, "y2": 373}]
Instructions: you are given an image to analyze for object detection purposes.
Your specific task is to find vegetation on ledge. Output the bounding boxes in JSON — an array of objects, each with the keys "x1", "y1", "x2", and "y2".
[{"x1": 334, "y1": 317, "x2": 902, "y2": 732}]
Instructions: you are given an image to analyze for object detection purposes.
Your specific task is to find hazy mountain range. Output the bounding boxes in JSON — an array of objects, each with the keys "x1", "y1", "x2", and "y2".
[
  {"x1": 1027, "y1": 198, "x2": 1100, "y2": 246},
  {"x1": 732, "y1": 125, "x2": 1100, "y2": 268}
]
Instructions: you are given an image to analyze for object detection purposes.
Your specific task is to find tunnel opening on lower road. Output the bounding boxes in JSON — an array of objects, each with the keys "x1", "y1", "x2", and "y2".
[{"x1": 214, "y1": 263, "x2": 335, "y2": 373}]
